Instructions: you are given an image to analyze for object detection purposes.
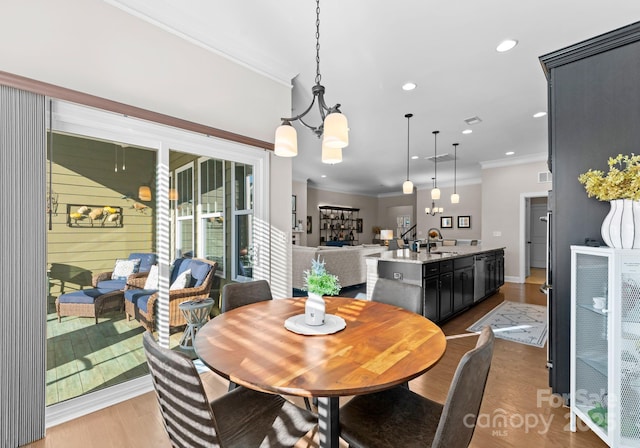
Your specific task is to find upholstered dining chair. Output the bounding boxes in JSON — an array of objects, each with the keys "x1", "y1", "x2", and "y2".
[
  {"x1": 339, "y1": 326, "x2": 495, "y2": 448},
  {"x1": 371, "y1": 278, "x2": 423, "y2": 315},
  {"x1": 142, "y1": 332, "x2": 317, "y2": 448},
  {"x1": 220, "y1": 279, "x2": 273, "y2": 313}
]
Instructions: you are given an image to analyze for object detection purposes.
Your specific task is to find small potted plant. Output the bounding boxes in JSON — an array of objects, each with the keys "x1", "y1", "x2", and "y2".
[{"x1": 303, "y1": 256, "x2": 341, "y2": 326}]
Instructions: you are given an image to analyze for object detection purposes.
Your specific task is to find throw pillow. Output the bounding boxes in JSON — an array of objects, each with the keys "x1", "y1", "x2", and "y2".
[
  {"x1": 170, "y1": 269, "x2": 191, "y2": 291},
  {"x1": 143, "y1": 265, "x2": 159, "y2": 290},
  {"x1": 111, "y1": 258, "x2": 141, "y2": 280}
]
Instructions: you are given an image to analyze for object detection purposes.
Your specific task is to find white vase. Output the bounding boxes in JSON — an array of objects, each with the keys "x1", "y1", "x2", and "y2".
[
  {"x1": 601, "y1": 199, "x2": 640, "y2": 249},
  {"x1": 304, "y1": 292, "x2": 326, "y2": 326}
]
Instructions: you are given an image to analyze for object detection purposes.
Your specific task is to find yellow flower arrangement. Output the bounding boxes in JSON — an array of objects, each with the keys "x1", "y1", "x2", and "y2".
[{"x1": 578, "y1": 154, "x2": 640, "y2": 201}]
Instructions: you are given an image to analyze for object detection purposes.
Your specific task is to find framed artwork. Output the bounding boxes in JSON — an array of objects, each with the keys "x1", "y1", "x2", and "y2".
[
  {"x1": 458, "y1": 215, "x2": 471, "y2": 228},
  {"x1": 307, "y1": 216, "x2": 312, "y2": 234},
  {"x1": 440, "y1": 216, "x2": 453, "y2": 229},
  {"x1": 292, "y1": 195, "x2": 296, "y2": 212},
  {"x1": 356, "y1": 218, "x2": 363, "y2": 233}
]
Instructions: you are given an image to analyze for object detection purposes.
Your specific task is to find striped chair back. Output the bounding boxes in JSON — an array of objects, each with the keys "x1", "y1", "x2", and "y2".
[{"x1": 143, "y1": 332, "x2": 220, "y2": 447}]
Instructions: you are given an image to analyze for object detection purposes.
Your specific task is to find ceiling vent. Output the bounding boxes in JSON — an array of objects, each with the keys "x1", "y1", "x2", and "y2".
[
  {"x1": 426, "y1": 153, "x2": 455, "y2": 163},
  {"x1": 538, "y1": 171, "x2": 552, "y2": 183},
  {"x1": 464, "y1": 116, "x2": 482, "y2": 125}
]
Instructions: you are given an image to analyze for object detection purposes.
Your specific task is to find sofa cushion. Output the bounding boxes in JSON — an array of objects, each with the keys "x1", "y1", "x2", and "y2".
[
  {"x1": 124, "y1": 288, "x2": 157, "y2": 312},
  {"x1": 170, "y1": 258, "x2": 190, "y2": 284},
  {"x1": 96, "y1": 278, "x2": 127, "y2": 291},
  {"x1": 170, "y1": 269, "x2": 191, "y2": 290},
  {"x1": 58, "y1": 288, "x2": 117, "y2": 304},
  {"x1": 144, "y1": 265, "x2": 159, "y2": 290},
  {"x1": 129, "y1": 253, "x2": 157, "y2": 273},
  {"x1": 111, "y1": 258, "x2": 141, "y2": 280},
  {"x1": 189, "y1": 261, "x2": 212, "y2": 287}
]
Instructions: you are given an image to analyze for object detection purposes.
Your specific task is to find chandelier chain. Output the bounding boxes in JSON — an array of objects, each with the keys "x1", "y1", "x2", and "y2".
[{"x1": 315, "y1": 0, "x2": 321, "y2": 85}]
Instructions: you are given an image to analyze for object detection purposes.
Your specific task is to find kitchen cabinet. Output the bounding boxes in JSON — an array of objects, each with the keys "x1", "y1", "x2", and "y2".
[
  {"x1": 438, "y1": 260, "x2": 454, "y2": 321},
  {"x1": 570, "y1": 246, "x2": 640, "y2": 447},
  {"x1": 453, "y1": 256, "x2": 475, "y2": 312}
]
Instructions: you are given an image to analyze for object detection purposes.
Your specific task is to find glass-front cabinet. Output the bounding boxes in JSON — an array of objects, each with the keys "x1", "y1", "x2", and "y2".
[{"x1": 571, "y1": 246, "x2": 640, "y2": 447}]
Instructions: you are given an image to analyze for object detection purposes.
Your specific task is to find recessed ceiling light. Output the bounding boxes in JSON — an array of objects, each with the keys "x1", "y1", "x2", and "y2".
[
  {"x1": 462, "y1": 129, "x2": 473, "y2": 135},
  {"x1": 321, "y1": 174, "x2": 327, "y2": 178},
  {"x1": 411, "y1": 155, "x2": 419, "y2": 160},
  {"x1": 505, "y1": 151, "x2": 515, "y2": 156},
  {"x1": 402, "y1": 82, "x2": 417, "y2": 91},
  {"x1": 496, "y1": 39, "x2": 518, "y2": 53},
  {"x1": 533, "y1": 111, "x2": 547, "y2": 118}
]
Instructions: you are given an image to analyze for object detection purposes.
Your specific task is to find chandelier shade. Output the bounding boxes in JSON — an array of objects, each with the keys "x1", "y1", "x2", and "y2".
[
  {"x1": 321, "y1": 144, "x2": 343, "y2": 164},
  {"x1": 323, "y1": 112, "x2": 349, "y2": 148},
  {"x1": 274, "y1": 123, "x2": 298, "y2": 157},
  {"x1": 273, "y1": 0, "x2": 347, "y2": 161}
]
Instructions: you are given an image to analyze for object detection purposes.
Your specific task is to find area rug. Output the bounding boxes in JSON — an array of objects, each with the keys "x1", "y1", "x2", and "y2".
[{"x1": 466, "y1": 301, "x2": 548, "y2": 348}]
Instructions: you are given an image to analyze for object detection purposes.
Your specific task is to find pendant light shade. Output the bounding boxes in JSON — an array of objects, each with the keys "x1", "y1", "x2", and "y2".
[
  {"x1": 323, "y1": 112, "x2": 349, "y2": 148},
  {"x1": 451, "y1": 143, "x2": 460, "y2": 204},
  {"x1": 321, "y1": 144, "x2": 343, "y2": 164},
  {"x1": 138, "y1": 185, "x2": 152, "y2": 202},
  {"x1": 274, "y1": 123, "x2": 298, "y2": 157},
  {"x1": 431, "y1": 130, "x2": 440, "y2": 200},
  {"x1": 403, "y1": 113, "x2": 413, "y2": 195}
]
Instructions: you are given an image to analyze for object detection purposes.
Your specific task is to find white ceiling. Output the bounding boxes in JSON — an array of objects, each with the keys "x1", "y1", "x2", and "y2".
[{"x1": 107, "y1": 0, "x2": 639, "y2": 196}]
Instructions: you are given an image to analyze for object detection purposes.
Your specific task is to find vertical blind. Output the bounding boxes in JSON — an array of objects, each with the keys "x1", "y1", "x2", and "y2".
[{"x1": 0, "y1": 86, "x2": 46, "y2": 447}]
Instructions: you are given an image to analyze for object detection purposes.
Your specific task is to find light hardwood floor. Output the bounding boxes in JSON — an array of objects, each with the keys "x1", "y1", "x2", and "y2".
[{"x1": 26, "y1": 283, "x2": 607, "y2": 448}]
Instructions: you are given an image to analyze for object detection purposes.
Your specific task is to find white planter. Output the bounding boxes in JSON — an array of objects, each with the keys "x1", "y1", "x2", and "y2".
[
  {"x1": 601, "y1": 199, "x2": 640, "y2": 249},
  {"x1": 305, "y1": 292, "x2": 326, "y2": 326}
]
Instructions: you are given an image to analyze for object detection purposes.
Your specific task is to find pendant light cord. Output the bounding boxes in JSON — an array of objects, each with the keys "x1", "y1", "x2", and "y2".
[
  {"x1": 433, "y1": 131, "x2": 440, "y2": 187},
  {"x1": 453, "y1": 143, "x2": 458, "y2": 194},
  {"x1": 405, "y1": 113, "x2": 413, "y2": 180}
]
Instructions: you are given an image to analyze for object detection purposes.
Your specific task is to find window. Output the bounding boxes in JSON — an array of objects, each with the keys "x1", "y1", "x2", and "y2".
[{"x1": 199, "y1": 157, "x2": 225, "y2": 275}]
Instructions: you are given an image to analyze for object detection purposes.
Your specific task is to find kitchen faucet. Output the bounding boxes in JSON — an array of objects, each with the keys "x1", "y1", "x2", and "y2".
[{"x1": 426, "y1": 228, "x2": 443, "y2": 254}]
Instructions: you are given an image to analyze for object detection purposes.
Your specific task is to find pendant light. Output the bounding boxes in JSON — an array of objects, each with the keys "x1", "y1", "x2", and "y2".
[
  {"x1": 431, "y1": 131, "x2": 441, "y2": 200},
  {"x1": 451, "y1": 143, "x2": 460, "y2": 204},
  {"x1": 274, "y1": 0, "x2": 348, "y2": 161},
  {"x1": 402, "y1": 113, "x2": 414, "y2": 194}
]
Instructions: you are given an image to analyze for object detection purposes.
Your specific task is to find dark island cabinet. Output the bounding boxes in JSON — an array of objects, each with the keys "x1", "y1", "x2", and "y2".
[{"x1": 453, "y1": 256, "x2": 475, "y2": 313}]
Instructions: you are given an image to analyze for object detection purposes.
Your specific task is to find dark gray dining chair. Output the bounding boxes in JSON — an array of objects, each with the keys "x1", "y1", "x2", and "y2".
[
  {"x1": 371, "y1": 278, "x2": 423, "y2": 315},
  {"x1": 339, "y1": 326, "x2": 495, "y2": 448},
  {"x1": 221, "y1": 279, "x2": 273, "y2": 313},
  {"x1": 142, "y1": 332, "x2": 316, "y2": 448}
]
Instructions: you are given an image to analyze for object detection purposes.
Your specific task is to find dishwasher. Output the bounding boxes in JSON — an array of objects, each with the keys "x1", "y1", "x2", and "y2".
[{"x1": 474, "y1": 254, "x2": 487, "y2": 302}]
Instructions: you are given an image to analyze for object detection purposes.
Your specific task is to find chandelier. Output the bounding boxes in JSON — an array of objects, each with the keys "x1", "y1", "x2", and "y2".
[{"x1": 273, "y1": 0, "x2": 349, "y2": 164}]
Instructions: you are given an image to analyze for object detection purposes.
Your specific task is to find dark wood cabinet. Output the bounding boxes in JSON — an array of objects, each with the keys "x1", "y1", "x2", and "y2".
[
  {"x1": 453, "y1": 256, "x2": 474, "y2": 312},
  {"x1": 423, "y1": 274, "x2": 439, "y2": 322},
  {"x1": 540, "y1": 22, "x2": 640, "y2": 396}
]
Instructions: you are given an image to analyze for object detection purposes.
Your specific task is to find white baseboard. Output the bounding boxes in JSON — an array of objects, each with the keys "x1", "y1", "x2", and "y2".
[
  {"x1": 46, "y1": 375, "x2": 154, "y2": 428},
  {"x1": 504, "y1": 275, "x2": 521, "y2": 284}
]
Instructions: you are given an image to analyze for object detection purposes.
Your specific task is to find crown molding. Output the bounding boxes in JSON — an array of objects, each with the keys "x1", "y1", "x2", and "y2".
[{"x1": 479, "y1": 152, "x2": 547, "y2": 170}]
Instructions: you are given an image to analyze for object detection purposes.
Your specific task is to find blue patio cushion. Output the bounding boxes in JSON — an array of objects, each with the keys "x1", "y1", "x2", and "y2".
[
  {"x1": 188, "y1": 260, "x2": 212, "y2": 287},
  {"x1": 58, "y1": 288, "x2": 117, "y2": 304},
  {"x1": 129, "y1": 253, "x2": 157, "y2": 273},
  {"x1": 96, "y1": 278, "x2": 127, "y2": 291},
  {"x1": 124, "y1": 288, "x2": 158, "y2": 313}
]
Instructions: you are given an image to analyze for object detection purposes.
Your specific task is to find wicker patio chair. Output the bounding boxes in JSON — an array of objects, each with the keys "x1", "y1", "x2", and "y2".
[{"x1": 125, "y1": 258, "x2": 218, "y2": 332}]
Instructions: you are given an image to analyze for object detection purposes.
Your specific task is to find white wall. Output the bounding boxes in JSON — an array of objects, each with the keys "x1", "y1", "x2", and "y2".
[
  {"x1": 481, "y1": 160, "x2": 551, "y2": 281},
  {"x1": 416, "y1": 183, "x2": 482, "y2": 241},
  {"x1": 0, "y1": 0, "x2": 290, "y2": 143}
]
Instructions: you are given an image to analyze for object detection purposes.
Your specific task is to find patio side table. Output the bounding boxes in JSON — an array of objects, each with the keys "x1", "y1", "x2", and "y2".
[{"x1": 178, "y1": 298, "x2": 214, "y2": 349}]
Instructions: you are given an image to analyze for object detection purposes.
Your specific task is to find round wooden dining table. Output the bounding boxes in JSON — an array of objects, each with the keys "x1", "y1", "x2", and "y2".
[{"x1": 194, "y1": 297, "x2": 446, "y2": 448}]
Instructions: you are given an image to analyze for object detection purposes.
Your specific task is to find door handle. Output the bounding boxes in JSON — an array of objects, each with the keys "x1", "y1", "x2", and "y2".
[{"x1": 539, "y1": 283, "x2": 552, "y2": 294}]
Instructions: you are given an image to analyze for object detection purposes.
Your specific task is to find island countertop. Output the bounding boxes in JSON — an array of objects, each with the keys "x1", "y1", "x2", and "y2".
[{"x1": 368, "y1": 245, "x2": 505, "y2": 264}]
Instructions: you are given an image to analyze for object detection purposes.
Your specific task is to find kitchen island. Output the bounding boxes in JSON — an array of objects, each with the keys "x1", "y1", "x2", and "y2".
[{"x1": 365, "y1": 246, "x2": 505, "y2": 323}]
